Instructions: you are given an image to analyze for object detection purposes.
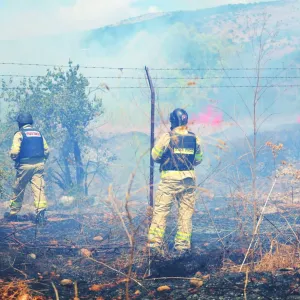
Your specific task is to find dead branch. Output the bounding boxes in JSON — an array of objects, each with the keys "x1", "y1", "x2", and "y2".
[
  {"x1": 144, "y1": 277, "x2": 205, "y2": 281},
  {"x1": 124, "y1": 150, "x2": 148, "y2": 300},
  {"x1": 244, "y1": 268, "x2": 249, "y2": 300},
  {"x1": 240, "y1": 177, "x2": 277, "y2": 271},
  {"x1": 108, "y1": 184, "x2": 132, "y2": 247},
  {"x1": 74, "y1": 281, "x2": 79, "y2": 300},
  {"x1": 51, "y1": 281, "x2": 60, "y2": 300},
  {"x1": 87, "y1": 257, "x2": 146, "y2": 291}
]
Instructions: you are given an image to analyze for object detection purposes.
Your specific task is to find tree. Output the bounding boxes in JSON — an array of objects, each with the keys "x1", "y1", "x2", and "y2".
[{"x1": 1, "y1": 61, "x2": 105, "y2": 195}]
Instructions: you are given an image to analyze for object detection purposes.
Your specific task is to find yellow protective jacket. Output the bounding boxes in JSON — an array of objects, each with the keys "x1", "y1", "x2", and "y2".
[
  {"x1": 10, "y1": 125, "x2": 50, "y2": 164},
  {"x1": 151, "y1": 126, "x2": 203, "y2": 180}
]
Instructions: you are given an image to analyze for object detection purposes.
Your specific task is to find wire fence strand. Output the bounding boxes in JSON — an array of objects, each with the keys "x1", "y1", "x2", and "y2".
[
  {"x1": 1, "y1": 85, "x2": 300, "y2": 90},
  {"x1": 1, "y1": 62, "x2": 300, "y2": 71},
  {"x1": 0, "y1": 74, "x2": 300, "y2": 80}
]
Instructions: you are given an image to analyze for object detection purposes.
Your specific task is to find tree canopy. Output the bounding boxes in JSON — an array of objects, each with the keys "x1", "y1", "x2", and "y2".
[{"x1": 1, "y1": 61, "x2": 110, "y2": 196}]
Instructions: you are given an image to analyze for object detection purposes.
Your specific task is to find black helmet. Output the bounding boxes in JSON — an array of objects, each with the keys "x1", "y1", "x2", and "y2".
[
  {"x1": 169, "y1": 108, "x2": 188, "y2": 129},
  {"x1": 16, "y1": 112, "x2": 33, "y2": 126}
]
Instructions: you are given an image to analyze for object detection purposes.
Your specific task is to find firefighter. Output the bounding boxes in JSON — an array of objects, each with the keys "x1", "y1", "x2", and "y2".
[
  {"x1": 4, "y1": 112, "x2": 49, "y2": 224},
  {"x1": 148, "y1": 108, "x2": 203, "y2": 256}
]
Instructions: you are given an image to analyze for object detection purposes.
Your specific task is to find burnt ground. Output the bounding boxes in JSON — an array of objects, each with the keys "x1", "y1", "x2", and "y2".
[{"x1": 0, "y1": 209, "x2": 300, "y2": 299}]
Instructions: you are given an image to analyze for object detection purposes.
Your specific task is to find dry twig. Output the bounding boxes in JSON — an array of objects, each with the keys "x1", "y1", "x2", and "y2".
[
  {"x1": 51, "y1": 281, "x2": 59, "y2": 300},
  {"x1": 240, "y1": 177, "x2": 277, "y2": 271},
  {"x1": 87, "y1": 257, "x2": 146, "y2": 290},
  {"x1": 74, "y1": 281, "x2": 79, "y2": 300},
  {"x1": 244, "y1": 268, "x2": 249, "y2": 300}
]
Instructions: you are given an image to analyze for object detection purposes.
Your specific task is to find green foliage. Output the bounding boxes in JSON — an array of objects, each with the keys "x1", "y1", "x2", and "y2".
[
  {"x1": 0, "y1": 153, "x2": 14, "y2": 200},
  {"x1": 0, "y1": 167, "x2": 6, "y2": 198},
  {"x1": 1, "y1": 61, "x2": 111, "y2": 196},
  {"x1": 0, "y1": 122, "x2": 15, "y2": 200},
  {"x1": 2, "y1": 60, "x2": 102, "y2": 145}
]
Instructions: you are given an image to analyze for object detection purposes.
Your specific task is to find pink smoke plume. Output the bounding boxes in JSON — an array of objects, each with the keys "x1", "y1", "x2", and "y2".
[
  {"x1": 190, "y1": 106, "x2": 223, "y2": 126},
  {"x1": 297, "y1": 116, "x2": 300, "y2": 123}
]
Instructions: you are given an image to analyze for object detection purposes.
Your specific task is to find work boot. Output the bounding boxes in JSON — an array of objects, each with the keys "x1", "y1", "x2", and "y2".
[
  {"x1": 171, "y1": 248, "x2": 192, "y2": 260},
  {"x1": 148, "y1": 243, "x2": 165, "y2": 260},
  {"x1": 3, "y1": 212, "x2": 18, "y2": 222},
  {"x1": 35, "y1": 209, "x2": 46, "y2": 225}
]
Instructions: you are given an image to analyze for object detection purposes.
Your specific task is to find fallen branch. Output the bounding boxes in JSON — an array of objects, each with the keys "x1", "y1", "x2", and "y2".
[
  {"x1": 74, "y1": 281, "x2": 79, "y2": 300},
  {"x1": 87, "y1": 257, "x2": 147, "y2": 291},
  {"x1": 51, "y1": 281, "x2": 59, "y2": 300},
  {"x1": 2, "y1": 224, "x2": 35, "y2": 241},
  {"x1": 144, "y1": 277, "x2": 204, "y2": 281},
  {"x1": 7, "y1": 256, "x2": 28, "y2": 279},
  {"x1": 244, "y1": 268, "x2": 249, "y2": 300},
  {"x1": 11, "y1": 266, "x2": 28, "y2": 279}
]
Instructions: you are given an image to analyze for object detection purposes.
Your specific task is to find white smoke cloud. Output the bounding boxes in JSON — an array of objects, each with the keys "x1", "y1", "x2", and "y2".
[
  {"x1": 59, "y1": 0, "x2": 142, "y2": 30},
  {"x1": 0, "y1": 0, "x2": 276, "y2": 40},
  {"x1": 147, "y1": 6, "x2": 162, "y2": 13},
  {"x1": 0, "y1": 0, "x2": 144, "y2": 40}
]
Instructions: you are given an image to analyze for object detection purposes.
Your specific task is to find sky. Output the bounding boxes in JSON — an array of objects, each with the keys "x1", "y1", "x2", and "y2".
[{"x1": 0, "y1": 0, "x2": 277, "y2": 40}]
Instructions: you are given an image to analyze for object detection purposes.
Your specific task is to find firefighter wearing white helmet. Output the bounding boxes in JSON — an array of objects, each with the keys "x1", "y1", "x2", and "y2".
[{"x1": 148, "y1": 108, "x2": 203, "y2": 256}]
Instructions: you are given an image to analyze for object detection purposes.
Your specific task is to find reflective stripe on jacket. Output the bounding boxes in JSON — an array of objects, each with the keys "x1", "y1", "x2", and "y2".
[
  {"x1": 160, "y1": 131, "x2": 196, "y2": 172},
  {"x1": 151, "y1": 126, "x2": 203, "y2": 180}
]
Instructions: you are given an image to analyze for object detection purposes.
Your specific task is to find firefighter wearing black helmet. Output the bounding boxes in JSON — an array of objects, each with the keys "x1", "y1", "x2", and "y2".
[
  {"x1": 4, "y1": 112, "x2": 49, "y2": 224},
  {"x1": 148, "y1": 108, "x2": 203, "y2": 256}
]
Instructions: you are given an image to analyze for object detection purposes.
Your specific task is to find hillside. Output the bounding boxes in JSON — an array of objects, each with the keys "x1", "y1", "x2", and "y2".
[
  {"x1": 0, "y1": 0, "x2": 299, "y2": 132},
  {"x1": 1, "y1": 3, "x2": 300, "y2": 299}
]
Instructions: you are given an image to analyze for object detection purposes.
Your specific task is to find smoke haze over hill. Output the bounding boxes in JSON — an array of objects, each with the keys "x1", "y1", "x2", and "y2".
[{"x1": 0, "y1": 0, "x2": 299, "y2": 196}]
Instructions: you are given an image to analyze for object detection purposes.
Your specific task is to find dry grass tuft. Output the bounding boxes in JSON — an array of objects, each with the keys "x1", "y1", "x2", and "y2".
[
  {"x1": 224, "y1": 241, "x2": 300, "y2": 273},
  {"x1": 0, "y1": 279, "x2": 44, "y2": 300},
  {"x1": 254, "y1": 242, "x2": 299, "y2": 273}
]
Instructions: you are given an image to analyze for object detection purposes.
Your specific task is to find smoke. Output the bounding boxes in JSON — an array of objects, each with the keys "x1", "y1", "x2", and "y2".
[
  {"x1": 0, "y1": 0, "x2": 299, "y2": 134},
  {"x1": 190, "y1": 106, "x2": 223, "y2": 127}
]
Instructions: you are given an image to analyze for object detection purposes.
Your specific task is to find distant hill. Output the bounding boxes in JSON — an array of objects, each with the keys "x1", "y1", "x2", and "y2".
[
  {"x1": 214, "y1": 123, "x2": 300, "y2": 181},
  {"x1": 94, "y1": 122, "x2": 300, "y2": 199},
  {"x1": 0, "y1": 0, "x2": 299, "y2": 131}
]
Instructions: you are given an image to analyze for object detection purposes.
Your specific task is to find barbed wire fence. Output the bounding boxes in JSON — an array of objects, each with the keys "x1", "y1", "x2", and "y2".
[
  {"x1": 0, "y1": 61, "x2": 300, "y2": 293},
  {"x1": 1, "y1": 60, "x2": 299, "y2": 201},
  {"x1": 1, "y1": 61, "x2": 299, "y2": 177},
  {"x1": 0, "y1": 62, "x2": 300, "y2": 88},
  {"x1": 1, "y1": 60, "x2": 299, "y2": 209}
]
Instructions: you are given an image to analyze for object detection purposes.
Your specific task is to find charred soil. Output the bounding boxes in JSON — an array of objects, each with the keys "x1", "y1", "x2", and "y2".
[{"x1": 0, "y1": 211, "x2": 300, "y2": 299}]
